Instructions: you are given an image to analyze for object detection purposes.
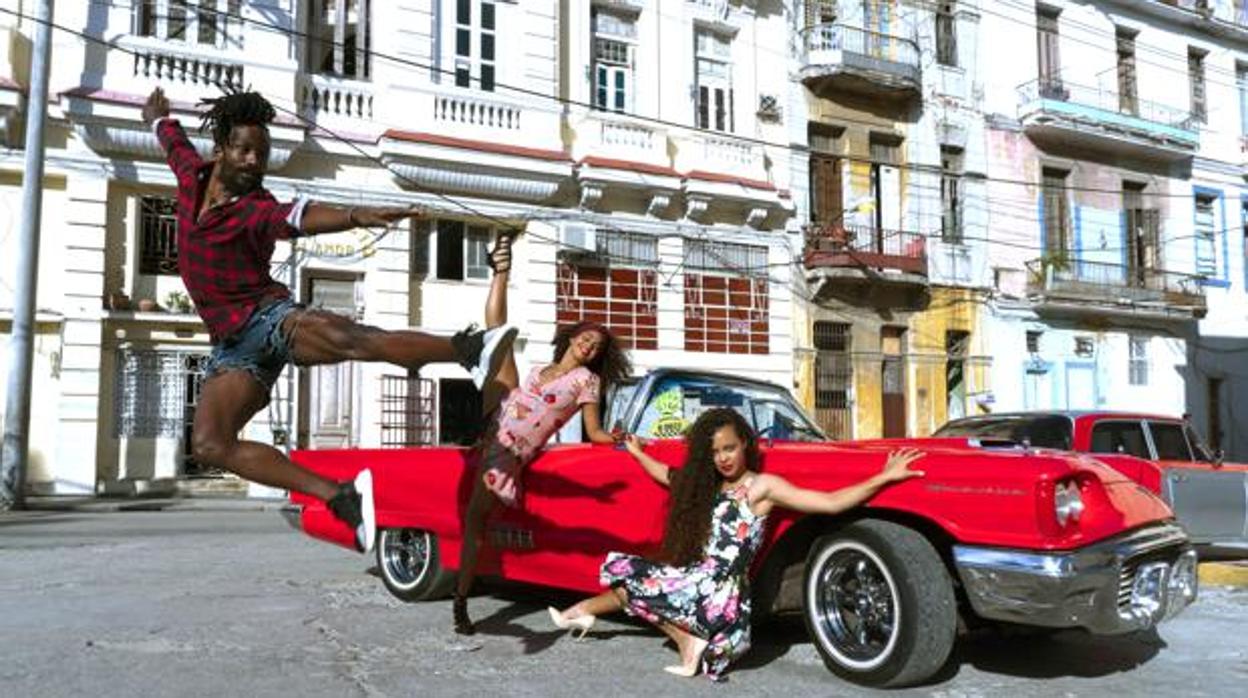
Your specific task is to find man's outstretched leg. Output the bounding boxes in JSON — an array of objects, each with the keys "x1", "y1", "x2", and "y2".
[{"x1": 191, "y1": 369, "x2": 377, "y2": 552}]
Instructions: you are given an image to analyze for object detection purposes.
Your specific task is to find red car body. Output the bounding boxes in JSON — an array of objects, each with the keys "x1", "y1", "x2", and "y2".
[
  {"x1": 936, "y1": 411, "x2": 1248, "y2": 554},
  {"x1": 285, "y1": 370, "x2": 1198, "y2": 687}
]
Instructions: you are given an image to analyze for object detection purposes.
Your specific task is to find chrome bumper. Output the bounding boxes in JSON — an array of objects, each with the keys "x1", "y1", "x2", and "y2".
[
  {"x1": 279, "y1": 503, "x2": 304, "y2": 531},
  {"x1": 953, "y1": 523, "x2": 1198, "y2": 634}
]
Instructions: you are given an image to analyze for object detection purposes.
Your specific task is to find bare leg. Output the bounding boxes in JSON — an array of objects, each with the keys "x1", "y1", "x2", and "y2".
[
  {"x1": 284, "y1": 310, "x2": 459, "y2": 369},
  {"x1": 191, "y1": 370, "x2": 337, "y2": 501},
  {"x1": 482, "y1": 234, "x2": 518, "y2": 414},
  {"x1": 456, "y1": 474, "x2": 498, "y2": 598},
  {"x1": 560, "y1": 587, "x2": 626, "y2": 620}
]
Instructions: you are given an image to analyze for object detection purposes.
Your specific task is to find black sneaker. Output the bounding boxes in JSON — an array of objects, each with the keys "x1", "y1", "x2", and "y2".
[
  {"x1": 451, "y1": 324, "x2": 519, "y2": 390},
  {"x1": 326, "y1": 470, "x2": 376, "y2": 553}
]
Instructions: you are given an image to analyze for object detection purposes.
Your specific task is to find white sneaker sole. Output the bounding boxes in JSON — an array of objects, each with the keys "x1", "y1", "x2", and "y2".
[
  {"x1": 472, "y1": 325, "x2": 519, "y2": 390},
  {"x1": 353, "y1": 469, "x2": 376, "y2": 554}
]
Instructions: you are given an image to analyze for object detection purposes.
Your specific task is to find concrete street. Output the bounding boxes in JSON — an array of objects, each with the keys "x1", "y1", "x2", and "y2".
[{"x1": 1, "y1": 507, "x2": 1245, "y2": 698}]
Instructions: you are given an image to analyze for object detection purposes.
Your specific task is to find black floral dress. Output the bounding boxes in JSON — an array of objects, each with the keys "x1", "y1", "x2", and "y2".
[{"x1": 599, "y1": 480, "x2": 767, "y2": 680}]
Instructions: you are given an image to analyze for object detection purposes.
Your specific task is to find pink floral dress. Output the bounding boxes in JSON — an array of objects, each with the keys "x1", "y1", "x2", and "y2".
[
  {"x1": 476, "y1": 365, "x2": 600, "y2": 507},
  {"x1": 599, "y1": 479, "x2": 767, "y2": 681}
]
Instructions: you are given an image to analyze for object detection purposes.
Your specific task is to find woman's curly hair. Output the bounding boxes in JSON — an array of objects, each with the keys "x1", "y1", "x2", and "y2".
[
  {"x1": 660, "y1": 408, "x2": 761, "y2": 567},
  {"x1": 198, "y1": 89, "x2": 276, "y2": 147},
  {"x1": 551, "y1": 321, "x2": 632, "y2": 390}
]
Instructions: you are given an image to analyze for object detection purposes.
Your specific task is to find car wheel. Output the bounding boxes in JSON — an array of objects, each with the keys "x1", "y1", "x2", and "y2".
[
  {"x1": 376, "y1": 528, "x2": 454, "y2": 602},
  {"x1": 802, "y1": 520, "x2": 957, "y2": 687}
]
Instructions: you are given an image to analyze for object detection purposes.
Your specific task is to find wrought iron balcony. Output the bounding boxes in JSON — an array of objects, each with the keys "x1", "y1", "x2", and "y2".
[
  {"x1": 1025, "y1": 257, "x2": 1206, "y2": 318},
  {"x1": 804, "y1": 224, "x2": 927, "y2": 276},
  {"x1": 797, "y1": 22, "x2": 921, "y2": 99},
  {"x1": 1016, "y1": 77, "x2": 1199, "y2": 159}
]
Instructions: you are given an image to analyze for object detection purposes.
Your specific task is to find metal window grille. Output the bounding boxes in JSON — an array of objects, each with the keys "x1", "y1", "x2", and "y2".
[
  {"x1": 139, "y1": 195, "x2": 180, "y2": 276},
  {"x1": 379, "y1": 375, "x2": 436, "y2": 447},
  {"x1": 114, "y1": 349, "x2": 214, "y2": 475},
  {"x1": 597, "y1": 230, "x2": 659, "y2": 267},
  {"x1": 813, "y1": 322, "x2": 852, "y2": 440},
  {"x1": 686, "y1": 239, "x2": 767, "y2": 275},
  {"x1": 1128, "y1": 338, "x2": 1149, "y2": 386}
]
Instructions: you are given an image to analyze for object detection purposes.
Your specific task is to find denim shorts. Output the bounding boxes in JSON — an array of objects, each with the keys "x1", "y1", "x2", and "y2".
[{"x1": 203, "y1": 298, "x2": 302, "y2": 395}]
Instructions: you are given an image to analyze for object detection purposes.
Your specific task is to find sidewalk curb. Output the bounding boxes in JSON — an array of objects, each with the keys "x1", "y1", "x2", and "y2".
[{"x1": 1199, "y1": 562, "x2": 1248, "y2": 588}]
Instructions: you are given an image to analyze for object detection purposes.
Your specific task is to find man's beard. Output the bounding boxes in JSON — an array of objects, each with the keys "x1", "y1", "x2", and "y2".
[{"x1": 222, "y1": 166, "x2": 263, "y2": 195}]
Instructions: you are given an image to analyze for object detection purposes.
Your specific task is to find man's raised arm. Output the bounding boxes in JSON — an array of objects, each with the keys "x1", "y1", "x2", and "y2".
[{"x1": 143, "y1": 87, "x2": 204, "y2": 183}]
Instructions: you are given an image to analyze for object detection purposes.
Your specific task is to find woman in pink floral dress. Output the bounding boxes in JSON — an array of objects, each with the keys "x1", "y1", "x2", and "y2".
[
  {"x1": 549, "y1": 408, "x2": 925, "y2": 681},
  {"x1": 453, "y1": 233, "x2": 632, "y2": 634}
]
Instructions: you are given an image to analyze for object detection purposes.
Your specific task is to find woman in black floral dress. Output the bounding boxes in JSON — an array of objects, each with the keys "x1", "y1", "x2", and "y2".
[{"x1": 548, "y1": 408, "x2": 925, "y2": 680}]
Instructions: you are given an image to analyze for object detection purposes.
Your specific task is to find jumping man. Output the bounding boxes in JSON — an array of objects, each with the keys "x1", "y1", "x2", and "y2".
[{"x1": 143, "y1": 86, "x2": 517, "y2": 553}]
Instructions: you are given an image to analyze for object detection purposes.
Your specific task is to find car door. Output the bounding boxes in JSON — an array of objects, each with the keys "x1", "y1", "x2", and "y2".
[
  {"x1": 504, "y1": 439, "x2": 676, "y2": 595},
  {"x1": 1149, "y1": 419, "x2": 1248, "y2": 544}
]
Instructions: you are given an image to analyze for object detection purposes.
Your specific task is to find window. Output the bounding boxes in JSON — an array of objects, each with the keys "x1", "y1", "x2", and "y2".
[
  {"x1": 307, "y1": 0, "x2": 371, "y2": 79},
  {"x1": 1123, "y1": 181, "x2": 1160, "y2": 283},
  {"x1": 684, "y1": 241, "x2": 769, "y2": 355},
  {"x1": 379, "y1": 374, "x2": 436, "y2": 447},
  {"x1": 592, "y1": 9, "x2": 635, "y2": 113},
  {"x1": 934, "y1": 415, "x2": 1073, "y2": 450},
  {"x1": 869, "y1": 136, "x2": 900, "y2": 235},
  {"x1": 936, "y1": 2, "x2": 958, "y2": 67},
  {"x1": 1238, "y1": 62, "x2": 1248, "y2": 138},
  {"x1": 433, "y1": 220, "x2": 492, "y2": 281},
  {"x1": 113, "y1": 348, "x2": 211, "y2": 474},
  {"x1": 633, "y1": 374, "x2": 822, "y2": 441},
  {"x1": 804, "y1": 0, "x2": 837, "y2": 28},
  {"x1": 1194, "y1": 193, "x2": 1218, "y2": 279},
  {"x1": 813, "y1": 322, "x2": 851, "y2": 440},
  {"x1": 946, "y1": 330, "x2": 970, "y2": 420},
  {"x1": 1116, "y1": 28, "x2": 1137, "y2": 116},
  {"x1": 1128, "y1": 336, "x2": 1149, "y2": 386},
  {"x1": 137, "y1": 0, "x2": 242, "y2": 48},
  {"x1": 809, "y1": 123, "x2": 843, "y2": 227},
  {"x1": 1074, "y1": 336, "x2": 1094, "y2": 357},
  {"x1": 556, "y1": 232, "x2": 658, "y2": 350},
  {"x1": 1089, "y1": 421, "x2": 1150, "y2": 458},
  {"x1": 455, "y1": 0, "x2": 496, "y2": 90},
  {"x1": 1036, "y1": 7, "x2": 1062, "y2": 94},
  {"x1": 138, "y1": 195, "x2": 179, "y2": 276},
  {"x1": 1041, "y1": 168, "x2": 1070, "y2": 256},
  {"x1": 940, "y1": 146, "x2": 964, "y2": 243},
  {"x1": 695, "y1": 28, "x2": 733, "y2": 132},
  {"x1": 1189, "y1": 48, "x2": 1207, "y2": 124},
  {"x1": 438, "y1": 378, "x2": 483, "y2": 445},
  {"x1": 1026, "y1": 330, "x2": 1042, "y2": 354},
  {"x1": 1149, "y1": 421, "x2": 1194, "y2": 461}
]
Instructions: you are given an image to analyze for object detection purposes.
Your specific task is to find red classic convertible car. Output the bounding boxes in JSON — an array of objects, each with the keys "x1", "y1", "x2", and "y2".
[
  {"x1": 935, "y1": 411, "x2": 1248, "y2": 557},
  {"x1": 286, "y1": 370, "x2": 1198, "y2": 687}
]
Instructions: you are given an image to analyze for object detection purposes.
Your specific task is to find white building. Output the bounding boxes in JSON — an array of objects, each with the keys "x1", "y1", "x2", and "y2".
[
  {"x1": 977, "y1": 0, "x2": 1247, "y2": 460},
  {"x1": 0, "y1": 0, "x2": 795, "y2": 497}
]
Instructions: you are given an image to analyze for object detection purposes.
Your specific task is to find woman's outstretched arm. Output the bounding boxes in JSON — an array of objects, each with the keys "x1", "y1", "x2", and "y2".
[
  {"x1": 581, "y1": 402, "x2": 620, "y2": 445},
  {"x1": 623, "y1": 434, "x2": 671, "y2": 486},
  {"x1": 754, "y1": 448, "x2": 925, "y2": 516}
]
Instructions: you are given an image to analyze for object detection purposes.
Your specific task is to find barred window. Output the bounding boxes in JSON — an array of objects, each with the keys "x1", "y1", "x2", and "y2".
[
  {"x1": 379, "y1": 375, "x2": 437, "y2": 447},
  {"x1": 686, "y1": 239, "x2": 767, "y2": 275},
  {"x1": 114, "y1": 349, "x2": 208, "y2": 439},
  {"x1": 597, "y1": 230, "x2": 659, "y2": 267},
  {"x1": 137, "y1": 0, "x2": 243, "y2": 48},
  {"x1": 813, "y1": 321, "x2": 852, "y2": 440},
  {"x1": 139, "y1": 195, "x2": 180, "y2": 276},
  {"x1": 1128, "y1": 337, "x2": 1149, "y2": 386}
]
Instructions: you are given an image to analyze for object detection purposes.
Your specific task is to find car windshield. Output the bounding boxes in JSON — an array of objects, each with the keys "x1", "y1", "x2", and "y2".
[
  {"x1": 633, "y1": 374, "x2": 825, "y2": 442},
  {"x1": 934, "y1": 415, "x2": 1073, "y2": 450}
]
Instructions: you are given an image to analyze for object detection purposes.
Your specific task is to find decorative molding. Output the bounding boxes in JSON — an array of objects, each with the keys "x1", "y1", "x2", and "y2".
[
  {"x1": 579, "y1": 181, "x2": 605, "y2": 210},
  {"x1": 746, "y1": 206, "x2": 769, "y2": 229},
  {"x1": 647, "y1": 192, "x2": 672, "y2": 218},
  {"x1": 685, "y1": 194, "x2": 711, "y2": 222},
  {"x1": 382, "y1": 155, "x2": 567, "y2": 203}
]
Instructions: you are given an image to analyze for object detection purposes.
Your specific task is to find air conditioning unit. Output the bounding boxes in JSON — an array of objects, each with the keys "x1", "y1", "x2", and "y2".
[{"x1": 559, "y1": 223, "x2": 597, "y2": 255}]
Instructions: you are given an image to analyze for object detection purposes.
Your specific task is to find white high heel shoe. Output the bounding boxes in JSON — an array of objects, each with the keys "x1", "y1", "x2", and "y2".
[
  {"x1": 663, "y1": 637, "x2": 708, "y2": 678},
  {"x1": 547, "y1": 606, "x2": 595, "y2": 640}
]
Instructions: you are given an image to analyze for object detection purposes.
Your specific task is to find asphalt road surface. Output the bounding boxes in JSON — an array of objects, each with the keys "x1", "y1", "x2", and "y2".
[{"x1": 1, "y1": 508, "x2": 1245, "y2": 697}]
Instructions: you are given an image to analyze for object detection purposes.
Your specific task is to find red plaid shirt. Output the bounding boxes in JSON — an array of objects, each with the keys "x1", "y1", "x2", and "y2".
[{"x1": 155, "y1": 118, "x2": 303, "y2": 343}]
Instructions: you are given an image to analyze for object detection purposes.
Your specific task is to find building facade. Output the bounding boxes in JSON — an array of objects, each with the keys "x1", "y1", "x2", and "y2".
[
  {"x1": 0, "y1": 0, "x2": 796, "y2": 497},
  {"x1": 791, "y1": 0, "x2": 993, "y2": 440}
]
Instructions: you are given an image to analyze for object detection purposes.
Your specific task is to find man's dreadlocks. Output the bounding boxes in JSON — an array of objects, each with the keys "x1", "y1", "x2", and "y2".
[{"x1": 198, "y1": 89, "x2": 276, "y2": 147}]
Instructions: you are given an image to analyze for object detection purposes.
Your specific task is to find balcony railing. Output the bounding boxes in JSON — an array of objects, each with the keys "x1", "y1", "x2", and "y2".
[
  {"x1": 132, "y1": 47, "x2": 243, "y2": 91},
  {"x1": 433, "y1": 92, "x2": 523, "y2": 133},
  {"x1": 799, "y1": 22, "x2": 921, "y2": 74},
  {"x1": 804, "y1": 224, "x2": 927, "y2": 275},
  {"x1": 299, "y1": 74, "x2": 373, "y2": 120},
  {"x1": 1025, "y1": 257, "x2": 1206, "y2": 310},
  {"x1": 1017, "y1": 77, "x2": 1198, "y2": 149}
]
